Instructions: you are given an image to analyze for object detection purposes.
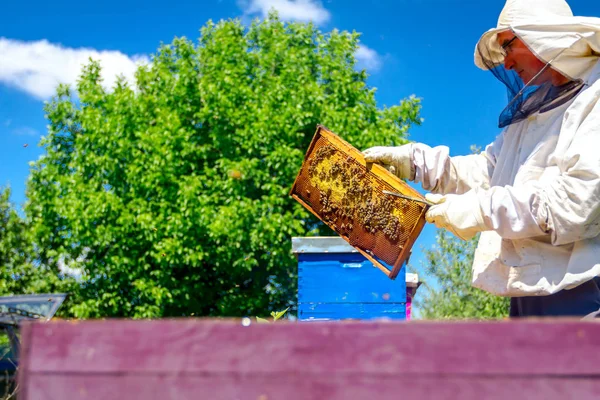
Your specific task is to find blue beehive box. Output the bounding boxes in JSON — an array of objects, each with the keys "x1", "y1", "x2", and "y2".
[{"x1": 292, "y1": 237, "x2": 420, "y2": 321}]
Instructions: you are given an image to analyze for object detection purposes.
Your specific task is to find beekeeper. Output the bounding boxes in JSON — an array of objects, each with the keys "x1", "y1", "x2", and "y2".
[{"x1": 363, "y1": 0, "x2": 600, "y2": 318}]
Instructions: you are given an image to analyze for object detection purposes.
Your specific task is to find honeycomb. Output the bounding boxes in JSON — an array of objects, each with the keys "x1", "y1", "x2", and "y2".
[{"x1": 290, "y1": 125, "x2": 428, "y2": 279}]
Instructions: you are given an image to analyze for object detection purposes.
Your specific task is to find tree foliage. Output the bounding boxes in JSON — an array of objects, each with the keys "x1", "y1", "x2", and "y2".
[
  {"x1": 0, "y1": 187, "x2": 73, "y2": 298},
  {"x1": 26, "y1": 13, "x2": 422, "y2": 318},
  {"x1": 414, "y1": 230, "x2": 510, "y2": 319}
]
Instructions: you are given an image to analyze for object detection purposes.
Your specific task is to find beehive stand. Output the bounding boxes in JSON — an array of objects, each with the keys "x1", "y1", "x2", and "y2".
[{"x1": 290, "y1": 125, "x2": 428, "y2": 279}]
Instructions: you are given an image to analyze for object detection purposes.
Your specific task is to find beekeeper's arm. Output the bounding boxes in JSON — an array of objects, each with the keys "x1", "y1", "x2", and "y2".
[
  {"x1": 426, "y1": 99, "x2": 600, "y2": 244},
  {"x1": 363, "y1": 133, "x2": 504, "y2": 195}
]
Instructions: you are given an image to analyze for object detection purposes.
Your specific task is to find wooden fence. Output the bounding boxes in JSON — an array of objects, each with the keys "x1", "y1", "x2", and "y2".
[{"x1": 17, "y1": 318, "x2": 600, "y2": 399}]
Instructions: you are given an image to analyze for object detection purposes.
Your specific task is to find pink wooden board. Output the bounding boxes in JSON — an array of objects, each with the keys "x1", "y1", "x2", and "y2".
[
  {"x1": 18, "y1": 319, "x2": 600, "y2": 399},
  {"x1": 22, "y1": 375, "x2": 600, "y2": 400}
]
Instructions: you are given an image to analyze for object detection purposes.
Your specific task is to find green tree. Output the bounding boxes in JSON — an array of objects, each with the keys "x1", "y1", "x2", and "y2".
[
  {"x1": 0, "y1": 187, "x2": 73, "y2": 297},
  {"x1": 414, "y1": 230, "x2": 510, "y2": 319},
  {"x1": 26, "y1": 13, "x2": 422, "y2": 319}
]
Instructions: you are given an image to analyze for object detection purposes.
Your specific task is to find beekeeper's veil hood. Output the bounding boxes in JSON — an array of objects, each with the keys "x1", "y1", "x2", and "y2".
[{"x1": 475, "y1": 0, "x2": 600, "y2": 128}]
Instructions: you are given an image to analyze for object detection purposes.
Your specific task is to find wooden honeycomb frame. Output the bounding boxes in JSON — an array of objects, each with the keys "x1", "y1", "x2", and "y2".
[{"x1": 290, "y1": 125, "x2": 428, "y2": 279}]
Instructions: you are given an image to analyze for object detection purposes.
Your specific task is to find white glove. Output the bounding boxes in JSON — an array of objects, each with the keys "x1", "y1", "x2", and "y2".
[
  {"x1": 362, "y1": 144, "x2": 415, "y2": 181},
  {"x1": 425, "y1": 191, "x2": 488, "y2": 241}
]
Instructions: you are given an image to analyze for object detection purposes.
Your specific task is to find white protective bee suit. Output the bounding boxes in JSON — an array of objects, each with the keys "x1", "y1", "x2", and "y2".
[{"x1": 366, "y1": 0, "x2": 600, "y2": 312}]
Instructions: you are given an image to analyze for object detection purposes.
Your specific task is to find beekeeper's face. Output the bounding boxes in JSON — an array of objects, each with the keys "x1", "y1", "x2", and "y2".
[{"x1": 497, "y1": 30, "x2": 552, "y2": 84}]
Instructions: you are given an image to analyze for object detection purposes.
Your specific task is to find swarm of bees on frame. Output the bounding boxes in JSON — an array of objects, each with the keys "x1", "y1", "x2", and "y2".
[{"x1": 307, "y1": 144, "x2": 407, "y2": 242}]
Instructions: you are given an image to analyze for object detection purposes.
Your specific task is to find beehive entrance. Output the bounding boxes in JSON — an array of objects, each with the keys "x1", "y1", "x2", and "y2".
[{"x1": 290, "y1": 125, "x2": 428, "y2": 279}]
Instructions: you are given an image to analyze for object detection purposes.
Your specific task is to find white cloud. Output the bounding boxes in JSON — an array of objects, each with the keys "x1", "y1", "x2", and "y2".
[
  {"x1": 57, "y1": 248, "x2": 89, "y2": 282},
  {"x1": 11, "y1": 126, "x2": 39, "y2": 136},
  {"x1": 0, "y1": 37, "x2": 149, "y2": 100},
  {"x1": 355, "y1": 44, "x2": 382, "y2": 72},
  {"x1": 58, "y1": 259, "x2": 84, "y2": 281},
  {"x1": 240, "y1": 0, "x2": 330, "y2": 24}
]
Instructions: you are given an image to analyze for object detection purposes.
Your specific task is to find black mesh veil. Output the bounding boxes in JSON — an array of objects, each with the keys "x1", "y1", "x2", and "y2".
[{"x1": 477, "y1": 31, "x2": 585, "y2": 128}]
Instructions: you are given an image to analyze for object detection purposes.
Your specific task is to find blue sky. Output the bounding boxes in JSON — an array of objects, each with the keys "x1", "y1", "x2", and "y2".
[{"x1": 1, "y1": 0, "x2": 598, "y2": 291}]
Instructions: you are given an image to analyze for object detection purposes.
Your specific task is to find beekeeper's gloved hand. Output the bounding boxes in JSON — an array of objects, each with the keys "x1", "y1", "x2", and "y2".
[
  {"x1": 425, "y1": 191, "x2": 488, "y2": 241},
  {"x1": 362, "y1": 144, "x2": 415, "y2": 181}
]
